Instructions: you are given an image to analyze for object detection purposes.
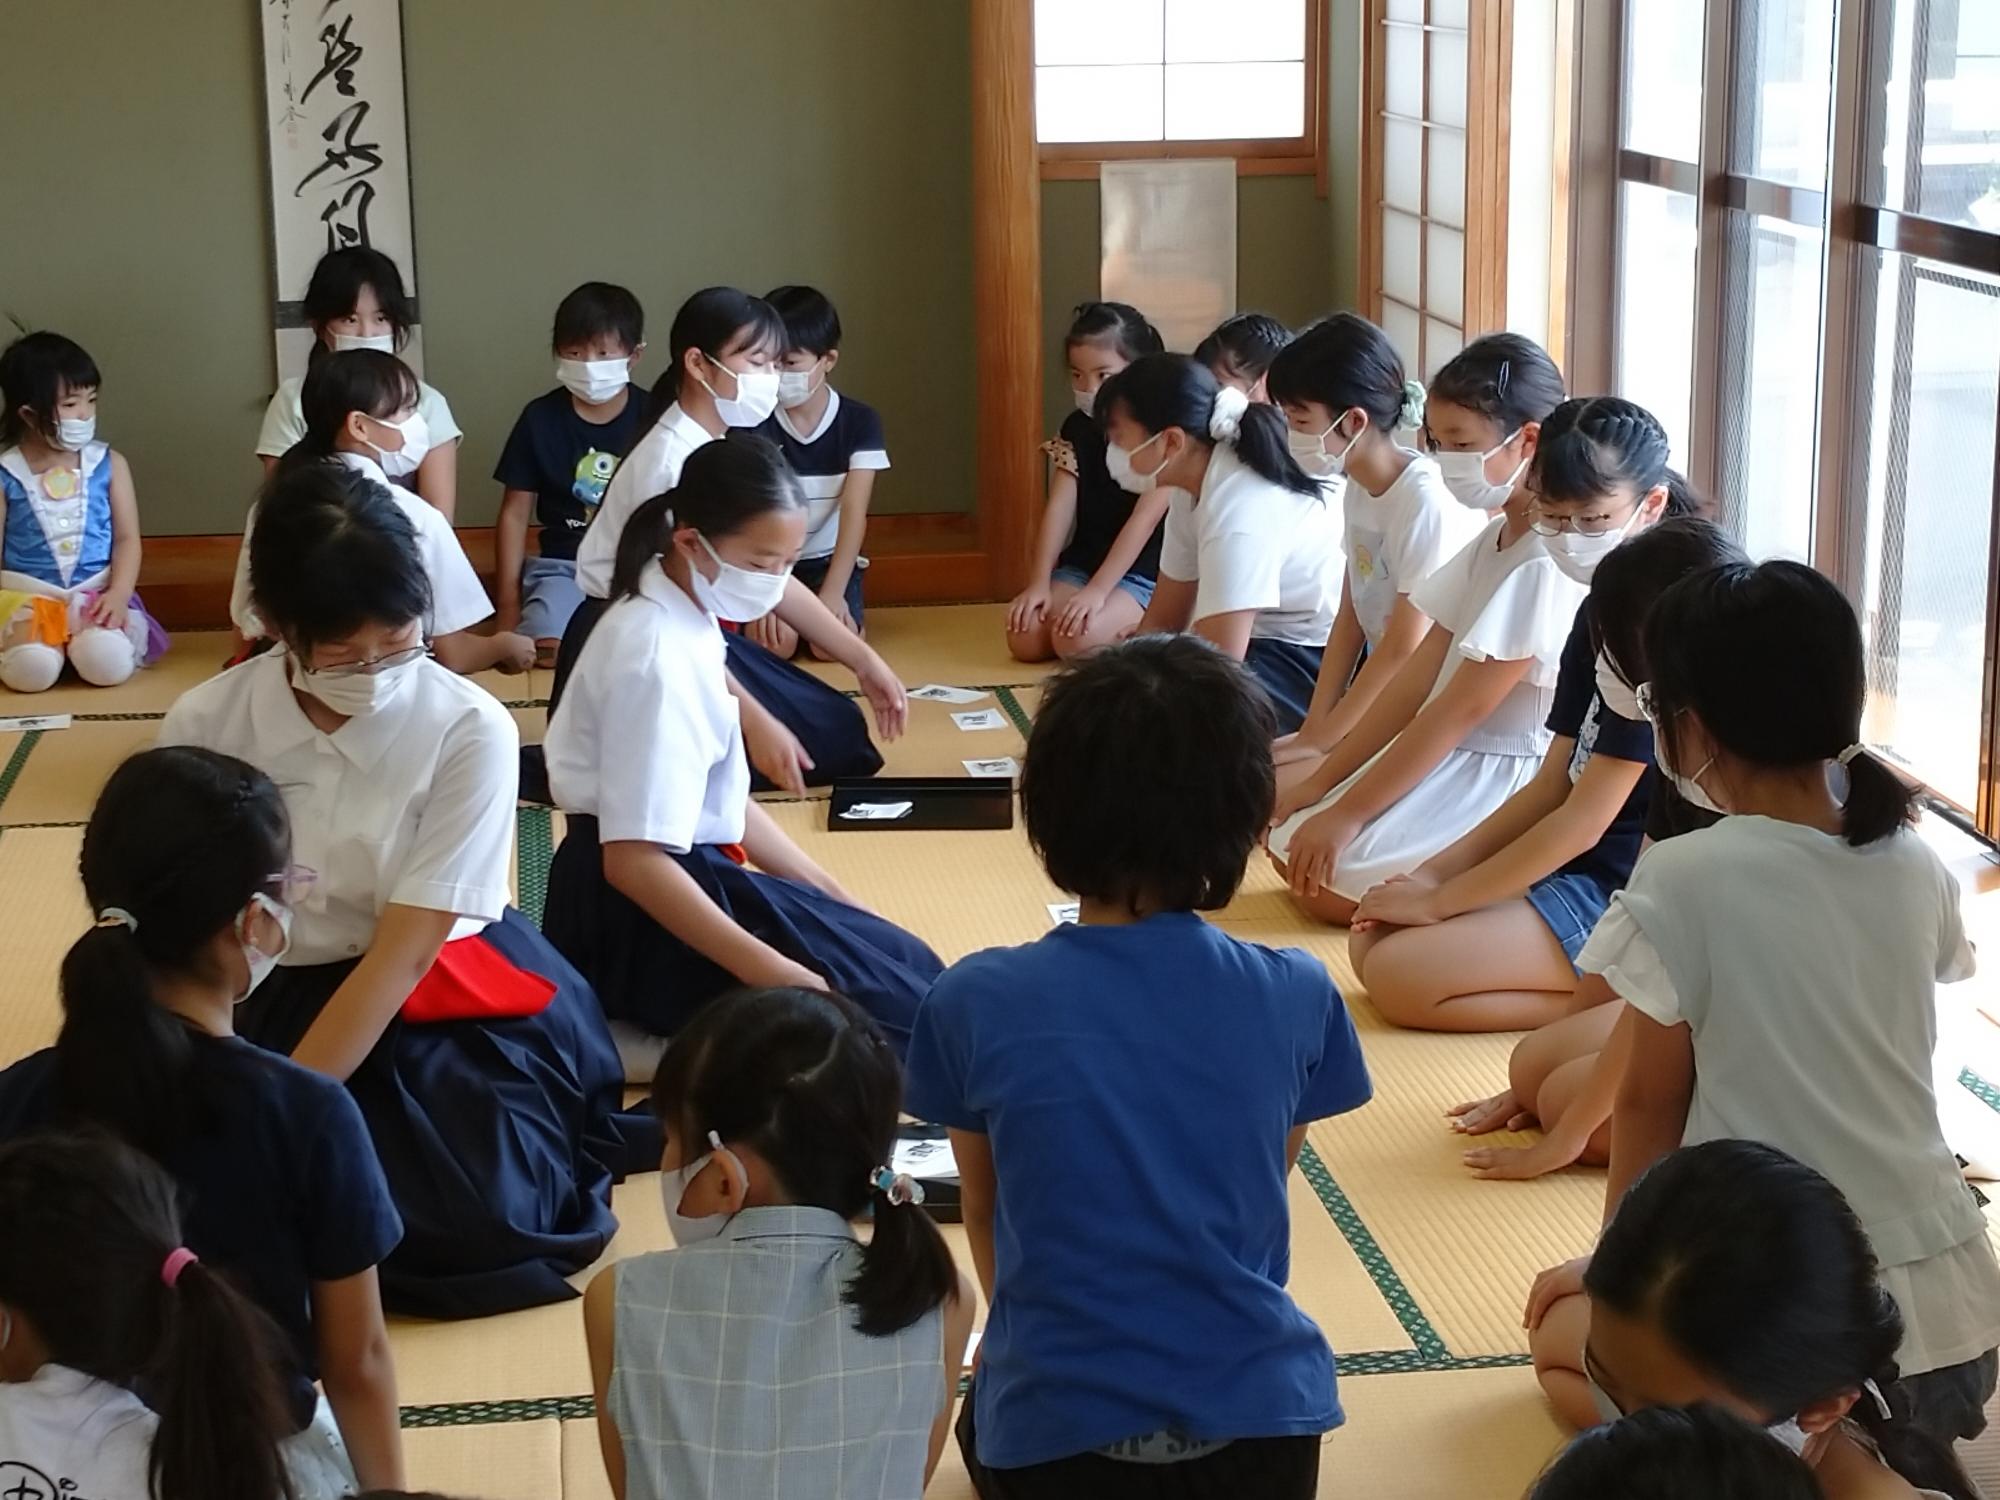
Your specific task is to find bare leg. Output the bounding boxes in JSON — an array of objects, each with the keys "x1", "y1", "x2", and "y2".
[
  {"x1": 1363, "y1": 900, "x2": 1579, "y2": 1032},
  {"x1": 1267, "y1": 853, "x2": 1358, "y2": 926},
  {"x1": 1005, "y1": 582, "x2": 1081, "y2": 664},
  {"x1": 1531, "y1": 1292, "x2": 1595, "y2": 1430},
  {"x1": 1510, "y1": 1002, "x2": 1622, "y2": 1118},
  {"x1": 1536, "y1": 1056, "x2": 1611, "y2": 1168},
  {"x1": 1050, "y1": 587, "x2": 1145, "y2": 659}
]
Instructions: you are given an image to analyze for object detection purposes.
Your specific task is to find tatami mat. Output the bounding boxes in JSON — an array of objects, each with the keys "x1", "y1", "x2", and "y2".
[
  {"x1": 0, "y1": 826, "x2": 83, "y2": 1060},
  {"x1": 1, "y1": 719, "x2": 158, "y2": 825},
  {"x1": 796, "y1": 603, "x2": 1061, "y2": 694},
  {"x1": 1, "y1": 630, "x2": 237, "y2": 716},
  {"x1": 405, "y1": 1417, "x2": 566, "y2": 1500}
]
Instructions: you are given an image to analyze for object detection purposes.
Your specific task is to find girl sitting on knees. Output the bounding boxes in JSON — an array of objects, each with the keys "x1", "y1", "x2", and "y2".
[
  {"x1": 0, "y1": 332, "x2": 166, "y2": 692},
  {"x1": 162, "y1": 462, "x2": 643, "y2": 1320},
  {"x1": 1268, "y1": 333, "x2": 1575, "y2": 925},
  {"x1": 1268, "y1": 313, "x2": 1487, "y2": 762},
  {"x1": 0, "y1": 746, "x2": 404, "y2": 1494},
  {"x1": 1195, "y1": 312, "x2": 1293, "y2": 403},
  {"x1": 257, "y1": 247, "x2": 461, "y2": 518},
  {"x1": 1009, "y1": 301, "x2": 1168, "y2": 661},
  {"x1": 1347, "y1": 406, "x2": 1715, "y2": 1032},
  {"x1": 1530, "y1": 560, "x2": 2000, "y2": 1454},
  {"x1": 1527, "y1": 1141, "x2": 1984, "y2": 1500},
  {"x1": 543, "y1": 432, "x2": 943, "y2": 1056},
  {"x1": 585, "y1": 986, "x2": 973, "y2": 1500},
  {"x1": 1110, "y1": 354, "x2": 1343, "y2": 733},
  {"x1": 1529, "y1": 1405, "x2": 1825, "y2": 1500},
  {"x1": 233, "y1": 350, "x2": 534, "y2": 675},
  {"x1": 907, "y1": 635, "x2": 1371, "y2": 1499},
  {"x1": 0, "y1": 1132, "x2": 300, "y2": 1500}
]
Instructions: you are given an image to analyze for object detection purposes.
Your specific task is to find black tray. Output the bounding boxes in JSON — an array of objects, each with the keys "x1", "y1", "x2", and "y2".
[{"x1": 827, "y1": 776, "x2": 1014, "y2": 833}]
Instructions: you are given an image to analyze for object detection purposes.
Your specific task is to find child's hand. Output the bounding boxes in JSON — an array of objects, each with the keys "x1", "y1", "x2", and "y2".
[
  {"x1": 1271, "y1": 732, "x2": 1324, "y2": 768},
  {"x1": 1270, "y1": 781, "x2": 1321, "y2": 829},
  {"x1": 745, "y1": 611, "x2": 788, "y2": 655},
  {"x1": 853, "y1": 650, "x2": 908, "y2": 742},
  {"x1": 495, "y1": 632, "x2": 536, "y2": 675},
  {"x1": 1285, "y1": 807, "x2": 1358, "y2": 899},
  {"x1": 745, "y1": 952, "x2": 830, "y2": 994},
  {"x1": 1353, "y1": 872, "x2": 1441, "y2": 929},
  {"x1": 86, "y1": 589, "x2": 132, "y2": 631},
  {"x1": 1523, "y1": 1256, "x2": 1590, "y2": 1330},
  {"x1": 1447, "y1": 1090, "x2": 1530, "y2": 1137},
  {"x1": 1055, "y1": 586, "x2": 1110, "y2": 639},
  {"x1": 1465, "y1": 1134, "x2": 1588, "y2": 1182},
  {"x1": 741, "y1": 705, "x2": 815, "y2": 797},
  {"x1": 1006, "y1": 584, "x2": 1050, "y2": 635}
]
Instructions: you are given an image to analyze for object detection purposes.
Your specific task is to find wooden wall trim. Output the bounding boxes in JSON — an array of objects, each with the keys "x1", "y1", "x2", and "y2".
[{"x1": 970, "y1": 0, "x2": 1044, "y2": 599}]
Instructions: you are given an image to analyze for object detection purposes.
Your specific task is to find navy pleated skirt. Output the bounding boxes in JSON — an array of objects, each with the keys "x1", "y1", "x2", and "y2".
[
  {"x1": 236, "y1": 907, "x2": 659, "y2": 1320},
  {"x1": 1243, "y1": 637, "x2": 1326, "y2": 735},
  {"x1": 548, "y1": 595, "x2": 883, "y2": 791},
  {"x1": 542, "y1": 815, "x2": 942, "y2": 1058}
]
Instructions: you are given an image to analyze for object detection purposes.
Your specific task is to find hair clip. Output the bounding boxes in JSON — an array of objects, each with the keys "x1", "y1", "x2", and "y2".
[
  {"x1": 1861, "y1": 1378, "x2": 1891, "y2": 1420},
  {"x1": 1836, "y1": 743, "x2": 1865, "y2": 766},
  {"x1": 94, "y1": 907, "x2": 138, "y2": 934},
  {"x1": 869, "y1": 1167, "x2": 924, "y2": 1208}
]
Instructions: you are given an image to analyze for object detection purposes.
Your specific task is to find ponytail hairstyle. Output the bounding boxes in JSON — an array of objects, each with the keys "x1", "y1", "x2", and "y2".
[
  {"x1": 1643, "y1": 560, "x2": 1914, "y2": 846},
  {"x1": 1533, "y1": 396, "x2": 1708, "y2": 521},
  {"x1": 639, "y1": 286, "x2": 786, "y2": 430},
  {"x1": 0, "y1": 330, "x2": 101, "y2": 447},
  {"x1": 1589, "y1": 517, "x2": 1747, "y2": 698},
  {"x1": 1267, "y1": 311, "x2": 1427, "y2": 432},
  {"x1": 302, "y1": 246, "x2": 416, "y2": 364},
  {"x1": 57, "y1": 747, "x2": 290, "y2": 1153},
  {"x1": 610, "y1": 430, "x2": 806, "y2": 601},
  {"x1": 1427, "y1": 332, "x2": 1565, "y2": 436},
  {"x1": 0, "y1": 1132, "x2": 297, "y2": 1500},
  {"x1": 1066, "y1": 300, "x2": 1165, "y2": 364},
  {"x1": 1097, "y1": 352, "x2": 1320, "y2": 498},
  {"x1": 1588, "y1": 1141, "x2": 1977, "y2": 1500},
  {"x1": 650, "y1": 987, "x2": 957, "y2": 1337},
  {"x1": 1193, "y1": 312, "x2": 1294, "y2": 388},
  {"x1": 278, "y1": 349, "x2": 419, "y2": 474},
  {"x1": 1528, "y1": 1404, "x2": 1822, "y2": 1500},
  {"x1": 250, "y1": 460, "x2": 433, "y2": 655}
]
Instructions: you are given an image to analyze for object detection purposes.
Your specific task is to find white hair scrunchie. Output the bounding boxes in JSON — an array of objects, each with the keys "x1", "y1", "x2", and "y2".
[{"x1": 1209, "y1": 384, "x2": 1251, "y2": 443}]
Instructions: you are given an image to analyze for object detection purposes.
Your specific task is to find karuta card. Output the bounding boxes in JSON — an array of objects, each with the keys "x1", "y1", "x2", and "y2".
[
  {"x1": 0, "y1": 713, "x2": 72, "y2": 734},
  {"x1": 963, "y1": 757, "x2": 1019, "y2": 777},
  {"x1": 908, "y1": 684, "x2": 989, "y2": 705},
  {"x1": 951, "y1": 708, "x2": 1008, "y2": 732}
]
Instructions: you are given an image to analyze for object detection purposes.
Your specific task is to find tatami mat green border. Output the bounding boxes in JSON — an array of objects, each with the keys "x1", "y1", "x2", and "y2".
[
  {"x1": 0, "y1": 730, "x2": 42, "y2": 811},
  {"x1": 517, "y1": 807, "x2": 553, "y2": 926},
  {"x1": 1963, "y1": 1069, "x2": 2000, "y2": 1115}
]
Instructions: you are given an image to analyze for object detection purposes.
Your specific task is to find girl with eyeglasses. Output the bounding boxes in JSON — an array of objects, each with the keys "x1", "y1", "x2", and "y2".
[{"x1": 160, "y1": 461, "x2": 652, "y2": 1322}]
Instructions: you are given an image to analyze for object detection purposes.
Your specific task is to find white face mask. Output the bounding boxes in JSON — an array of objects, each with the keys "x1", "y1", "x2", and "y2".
[
  {"x1": 1288, "y1": 412, "x2": 1362, "y2": 479},
  {"x1": 661, "y1": 1131, "x2": 748, "y2": 1246},
  {"x1": 1637, "y1": 690, "x2": 1727, "y2": 814},
  {"x1": 371, "y1": 411, "x2": 432, "y2": 478},
  {"x1": 777, "y1": 367, "x2": 825, "y2": 411},
  {"x1": 332, "y1": 331, "x2": 397, "y2": 355},
  {"x1": 1544, "y1": 510, "x2": 1639, "y2": 585},
  {"x1": 1594, "y1": 651, "x2": 1643, "y2": 721},
  {"x1": 689, "y1": 534, "x2": 791, "y2": 622},
  {"x1": 53, "y1": 415, "x2": 97, "y2": 451},
  {"x1": 1105, "y1": 431, "x2": 1167, "y2": 495},
  {"x1": 697, "y1": 357, "x2": 781, "y2": 428},
  {"x1": 1435, "y1": 432, "x2": 1526, "y2": 511},
  {"x1": 1071, "y1": 386, "x2": 1097, "y2": 418},
  {"x1": 237, "y1": 892, "x2": 293, "y2": 1000},
  {"x1": 299, "y1": 653, "x2": 421, "y2": 718},
  {"x1": 556, "y1": 357, "x2": 629, "y2": 406}
]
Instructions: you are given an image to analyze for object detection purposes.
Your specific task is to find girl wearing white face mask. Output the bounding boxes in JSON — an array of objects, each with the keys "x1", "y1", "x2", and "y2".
[
  {"x1": 254, "y1": 247, "x2": 462, "y2": 522},
  {"x1": 162, "y1": 462, "x2": 648, "y2": 1324},
  {"x1": 0, "y1": 746, "x2": 405, "y2": 1497},
  {"x1": 1267, "y1": 334, "x2": 1578, "y2": 926},
  {"x1": 545, "y1": 432, "x2": 943, "y2": 1058},
  {"x1": 1098, "y1": 353, "x2": 1340, "y2": 732},
  {"x1": 0, "y1": 331, "x2": 166, "y2": 694},
  {"x1": 1528, "y1": 1140, "x2": 1987, "y2": 1500},
  {"x1": 554, "y1": 286, "x2": 905, "y2": 804},
  {"x1": 1267, "y1": 314, "x2": 1489, "y2": 764},
  {"x1": 584, "y1": 987, "x2": 973, "y2": 1500},
  {"x1": 1347, "y1": 508, "x2": 1733, "y2": 1034},
  {"x1": 1525, "y1": 561, "x2": 2000, "y2": 1463},
  {"x1": 233, "y1": 350, "x2": 534, "y2": 677}
]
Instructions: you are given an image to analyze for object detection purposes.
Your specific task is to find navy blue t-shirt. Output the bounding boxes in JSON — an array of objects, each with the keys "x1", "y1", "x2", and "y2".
[
  {"x1": 494, "y1": 386, "x2": 650, "y2": 562},
  {"x1": 1055, "y1": 408, "x2": 1165, "y2": 584},
  {"x1": 757, "y1": 390, "x2": 890, "y2": 561},
  {"x1": 1547, "y1": 601, "x2": 1659, "y2": 891},
  {"x1": 0, "y1": 1036, "x2": 403, "y2": 1429},
  {"x1": 904, "y1": 912, "x2": 1371, "y2": 1468}
]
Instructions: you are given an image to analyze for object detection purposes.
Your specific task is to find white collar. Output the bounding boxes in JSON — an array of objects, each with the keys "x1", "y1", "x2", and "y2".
[
  {"x1": 659, "y1": 400, "x2": 720, "y2": 449},
  {"x1": 244, "y1": 649, "x2": 410, "y2": 772},
  {"x1": 775, "y1": 387, "x2": 841, "y2": 446},
  {"x1": 635, "y1": 558, "x2": 714, "y2": 627},
  {"x1": 334, "y1": 450, "x2": 395, "y2": 490}
]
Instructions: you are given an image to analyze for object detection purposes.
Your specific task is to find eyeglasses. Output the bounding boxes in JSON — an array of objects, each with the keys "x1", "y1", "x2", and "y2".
[
  {"x1": 267, "y1": 865, "x2": 318, "y2": 904},
  {"x1": 1527, "y1": 497, "x2": 1634, "y2": 537},
  {"x1": 299, "y1": 644, "x2": 430, "y2": 680}
]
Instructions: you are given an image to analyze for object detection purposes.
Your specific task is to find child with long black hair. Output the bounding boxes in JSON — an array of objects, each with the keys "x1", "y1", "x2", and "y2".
[
  {"x1": 1528, "y1": 1404, "x2": 1825, "y2": 1500},
  {"x1": 1527, "y1": 561, "x2": 2000, "y2": 1452},
  {"x1": 1009, "y1": 301, "x2": 1168, "y2": 661},
  {"x1": 1107, "y1": 353, "x2": 1344, "y2": 733},
  {"x1": 0, "y1": 1131, "x2": 304, "y2": 1500},
  {"x1": 584, "y1": 986, "x2": 972, "y2": 1500},
  {"x1": 233, "y1": 349, "x2": 533, "y2": 675},
  {"x1": 544, "y1": 432, "x2": 943, "y2": 1055},
  {"x1": 1529, "y1": 1141, "x2": 1984, "y2": 1500},
  {"x1": 1195, "y1": 312, "x2": 1293, "y2": 403}
]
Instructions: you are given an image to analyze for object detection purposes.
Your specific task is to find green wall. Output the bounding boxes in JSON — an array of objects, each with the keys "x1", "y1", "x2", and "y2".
[{"x1": 0, "y1": 1, "x2": 972, "y2": 535}]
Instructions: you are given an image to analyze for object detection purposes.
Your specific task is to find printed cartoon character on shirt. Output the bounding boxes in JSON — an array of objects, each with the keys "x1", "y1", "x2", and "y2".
[{"x1": 572, "y1": 450, "x2": 618, "y2": 519}]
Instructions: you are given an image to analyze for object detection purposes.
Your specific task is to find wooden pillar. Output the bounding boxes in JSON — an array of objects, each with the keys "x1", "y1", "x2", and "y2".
[{"x1": 971, "y1": 0, "x2": 1043, "y2": 599}]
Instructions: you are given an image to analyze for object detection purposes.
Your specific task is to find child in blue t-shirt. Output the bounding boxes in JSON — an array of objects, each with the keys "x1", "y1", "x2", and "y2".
[
  {"x1": 904, "y1": 634, "x2": 1371, "y2": 1498},
  {"x1": 748, "y1": 284, "x2": 888, "y2": 658},
  {"x1": 494, "y1": 282, "x2": 650, "y2": 667}
]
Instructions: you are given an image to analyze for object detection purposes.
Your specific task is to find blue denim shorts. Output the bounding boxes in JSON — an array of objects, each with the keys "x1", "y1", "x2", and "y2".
[
  {"x1": 1524, "y1": 870, "x2": 1615, "y2": 972},
  {"x1": 1051, "y1": 564, "x2": 1156, "y2": 609}
]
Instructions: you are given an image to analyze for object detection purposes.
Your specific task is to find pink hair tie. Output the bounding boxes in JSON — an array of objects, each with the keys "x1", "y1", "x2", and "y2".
[{"x1": 160, "y1": 1247, "x2": 198, "y2": 1289}]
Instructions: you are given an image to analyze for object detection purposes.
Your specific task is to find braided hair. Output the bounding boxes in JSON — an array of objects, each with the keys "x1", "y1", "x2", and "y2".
[{"x1": 1532, "y1": 396, "x2": 1706, "y2": 518}]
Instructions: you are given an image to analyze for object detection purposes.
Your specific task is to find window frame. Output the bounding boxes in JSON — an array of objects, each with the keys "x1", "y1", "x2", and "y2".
[{"x1": 1035, "y1": 0, "x2": 1330, "y2": 180}]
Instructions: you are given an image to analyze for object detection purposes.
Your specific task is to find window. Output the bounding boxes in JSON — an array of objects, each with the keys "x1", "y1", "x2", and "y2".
[{"x1": 1034, "y1": 0, "x2": 1323, "y2": 173}]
